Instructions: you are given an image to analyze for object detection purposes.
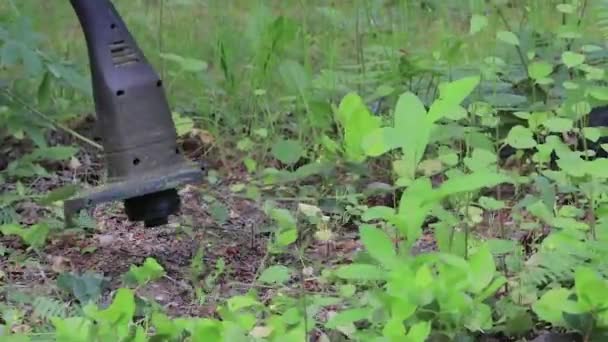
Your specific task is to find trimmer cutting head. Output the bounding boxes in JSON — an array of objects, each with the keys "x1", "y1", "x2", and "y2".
[{"x1": 64, "y1": 0, "x2": 203, "y2": 227}]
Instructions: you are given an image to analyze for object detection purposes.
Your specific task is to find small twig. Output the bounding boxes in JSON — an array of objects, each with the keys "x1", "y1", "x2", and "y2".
[{"x1": 2, "y1": 89, "x2": 103, "y2": 150}]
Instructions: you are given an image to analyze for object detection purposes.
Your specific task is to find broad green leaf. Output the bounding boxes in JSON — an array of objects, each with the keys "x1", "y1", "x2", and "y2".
[
  {"x1": 476, "y1": 275, "x2": 507, "y2": 302},
  {"x1": 227, "y1": 295, "x2": 261, "y2": 312},
  {"x1": 466, "y1": 303, "x2": 493, "y2": 332},
  {"x1": 1, "y1": 335, "x2": 31, "y2": 342},
  {"x1": 463, "y1": 148, "x2": 496, "y2": 172},
  {"x1": 469, "y1": 14, "x2": 488, "y2": 35},
  {"x1": 575, "y1": 267, "x2": 608, "y2": 311},
  {"x1": 133, "y1": 326, "x2": 147, "y2": 342},
  {"x1": 589, "y1": 86, "x2": 608, "y2": 101},
  {"x1": 191, "y1": 319, "x2": 222, "y2": 342},
  {"x1": 126, "y1": 257, "x2": 165, "y2": 285},
  {"x1": 444, "y1": 105, "x2": 468, "y2": 120},
  {"x1": 335, "y1": 264, "x2": 386, "y2": 281},
  {"x1": 406, "y1": 321, "x2": 431, "y2": 342},
  {"x1": 209, "y1": 201, "x2": 229, "y2": 224},
  {"x1": 31, "y1": 146, "x2": 78, "y2": 161},
  {"x1": 0, "y1": 223, "x2": 49, "y2": 249},
  {"x1": 94, "y1": 288, "x2": 135, "y2": 338},
  {"x1": 394, "y1": 92, "x2": 431, "y2": 174},
  {"x1": 172, "y1": 112, "x2": 194, "y2": 136},
  {"x1": 504, "y1": 309, "x2": 534, "y2": 335},
  {"x1": 325, "y1": 308, "x2": 372, "y2": 329},
  {"x1": 267, "y1": 208, "x2": 295, "y2": 229},
  {"x1": 413, "y1": 265, "x2": 435, "y2": 305},
  {"x1": 563, "y1": 81, "x2": 579, "y2": 90},
  {"x1": 339, "y1": 284, "x2": 357, "y2": 298},
  {"x1": 276, "y1": 228, "x2": 297, "y2": 246},
  {"x1": 528, "y1": 61, "x2": 553, "y2": 80},
  {"x1": 436, "y1": 171, "x2": 509, "y2": 198},
  {"x1": 258, "y1": 265, "x2": 291, "y2": 284},
  {"x1": 362, "y1": 127, "x2": 400, "y2": 157},
  {"x1": 478, "y1": 196, "x2": 505, "y2": 211},
  {"x1": 505, "y1": 125, "x2": 537, "y2": 149},
  {"x1": 437, "y1": 75, "x2": 481, "y2": 107},
  {"x1": 359, "y1": 224, "x2": 397, "y2": 268},
  {"x1": 532, "y1": 287, "x2": 573, "y2": 326},
  {"x1": 268, "y1": 208, "x2": 298, "y2": 247},
  {"x1": 362, "y1": 206, "x2": 395, "y2": 222},
  {"x1": 336, "y1": 93, "x2": 382, "y2": 162},
  {"x1": 484, "y1": 93, "x2": 527, "y2": 107},
  {"x1": 557, "y1": 153, "x2": 588, "y2": 177},
  {"x1": 583, "y1": 127, "x2": 600, "y2": 143},
  {"x1": 469, "y1": 244, "x2": 495, "y2": 293},
  {"x1": 562, "y1": 51, "x2": 585, "y2": 68},
  {"x1": 544, "y1": 117, "x2": 573, "y2": 133},
  {"x1": 486, "y1": 239, "x2": 517, "y2": 254},
  {"x1": 397, "y1": 177, "x2": 437, "y2": 243},
  {"x1": 39, "y1": 184, "x2": 80, "y2": 205},
  {"x1": 151, "y1": 312, "x2": 186, "y2": 339},
  {"x1": 581, "y1": 65, "x2": 605, "y2": 80},
  {"x1": 271, "y1": 139, "x2": 303, "y2": 165},
  {"x1": 57, "y1": 272, "x2": 105, "y2": 304},
  {"x1": 383, "y1": 317, "x2": 406, "y2": 338},
  {"x1": 572, "y1": 101, "x2": 591, "y2": 118},
  {"x1": 51, "y1": 317, "x2": 92, "y2": 342},
  {"x1": 497, "y1": 30, "x2": 520, "y2": 46}
]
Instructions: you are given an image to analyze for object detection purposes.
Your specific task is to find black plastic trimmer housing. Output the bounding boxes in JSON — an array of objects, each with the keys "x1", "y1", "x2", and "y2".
[{"x1": 64, "y1": 0, "x2": 203, "y2": 227}]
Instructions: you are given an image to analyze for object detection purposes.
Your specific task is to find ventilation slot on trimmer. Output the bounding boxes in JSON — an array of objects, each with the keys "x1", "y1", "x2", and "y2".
[{"x1": 109, "y1": 40, "x2": 139, "y2": 67}]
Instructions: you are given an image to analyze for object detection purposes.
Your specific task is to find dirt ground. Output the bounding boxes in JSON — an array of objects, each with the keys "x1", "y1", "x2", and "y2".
[{"x1": 1, "y1": 119, "x2": 405, "y2": 320}]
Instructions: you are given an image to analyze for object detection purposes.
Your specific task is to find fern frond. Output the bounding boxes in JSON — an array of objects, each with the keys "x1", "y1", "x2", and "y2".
[
  {"x1": 595, "y1": 0, "x2": 608, "y2": 42},
  {"x1": 520, "y1": 250, "x2": 582, "y2": 287},
  {"x1": 32, "y1": 297, "x2": 68, "y2": 322},
  {"x1": 519, "y1": 232, "x2": 608, "y2": 289}
]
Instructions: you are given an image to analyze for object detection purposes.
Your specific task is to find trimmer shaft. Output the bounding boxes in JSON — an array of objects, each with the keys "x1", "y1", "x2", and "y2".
[{"x1": 64, "y1": 0, "x2": 203, "y2": 227}]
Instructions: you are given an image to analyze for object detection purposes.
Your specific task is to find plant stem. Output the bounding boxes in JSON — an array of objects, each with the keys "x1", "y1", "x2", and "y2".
[
  {"x1": 566, "y1": 0, "x2": 589, "y2": 52},
  {"x1": 2, "y1": 89, "x2": 103, "y2": 150},
  {"x1": 494, "y1": 5, "x2": 528, "y2": 74}
]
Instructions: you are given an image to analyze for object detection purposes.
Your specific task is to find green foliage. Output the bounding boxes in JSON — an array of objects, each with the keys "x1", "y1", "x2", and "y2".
[
  {"x1": 32, "y1": 296, "x2": 68, "y2": 322},
  {"x1": 258, "y1": 265, "x2": 291, "y2": 285},
  {"x1": 336, "y1": 93, "x2": 381, "y2": 163},
  {"x1": 5, "y1": 1, "x2": 608, "y2": 341},
  {"x1": 271, "y1": 139, "x2": 304, "y2": 165},
  {"x1": 0, "y1": 222, "x2": 49, "y2": 249},
  {"x1": 57, "y1": 272, "x2": 106, "y2": 304},
  {"x1": 125, "y1": 258, "x2": 166, "y2": 286},
  {"x1": 331, "y1": 232, "x2": 505, "y2": 339},
  {"x1": 3, "y1": 146, "x2": 77, "y2": 179},
  {"x1": 532, "y1": 267, "x2": 608, "y2": 338}
]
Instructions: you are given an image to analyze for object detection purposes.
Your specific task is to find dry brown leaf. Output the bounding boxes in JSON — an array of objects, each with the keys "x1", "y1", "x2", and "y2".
[
  {"x1": 302, "y1": 266, "x2": 314, "y2": 277},
  {"x1": 191, "y1": 128, "x2": 215, "y2": 145},
  {"x1": 50, "y1": 255, "x2": 71, "y2": 273},
  {"x1": 69, "y1": 156, "x2": 82, "y2": 170}
]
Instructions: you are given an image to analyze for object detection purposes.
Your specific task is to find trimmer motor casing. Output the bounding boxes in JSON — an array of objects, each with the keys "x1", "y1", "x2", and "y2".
[{"x1": 64, "y1": 0, "x2": 203, "y2": 227}]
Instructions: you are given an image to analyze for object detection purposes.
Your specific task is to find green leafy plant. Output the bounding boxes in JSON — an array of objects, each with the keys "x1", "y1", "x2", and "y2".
[{"x1": 124, "y1": 257, "x2": 166, "y2": 286}]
